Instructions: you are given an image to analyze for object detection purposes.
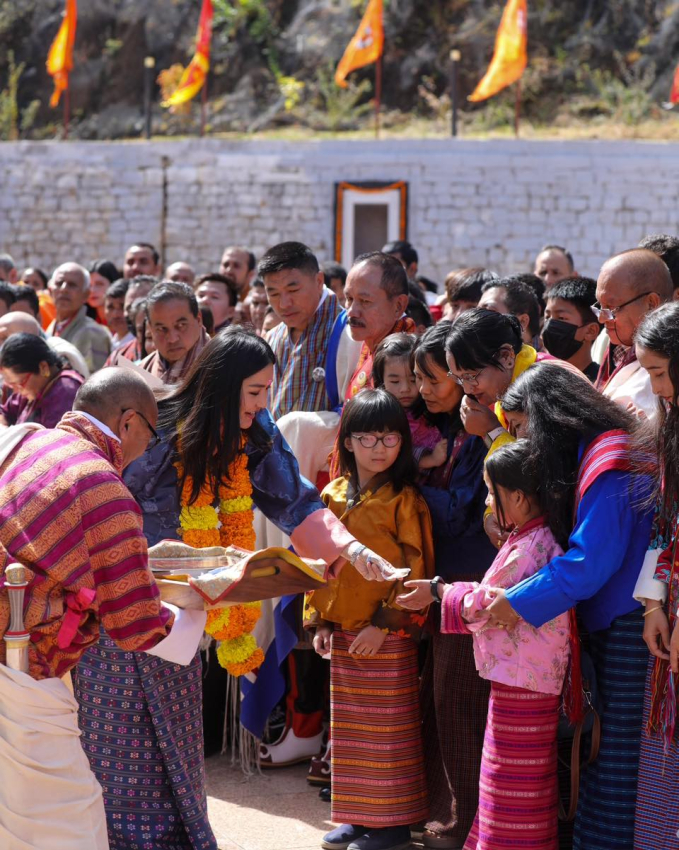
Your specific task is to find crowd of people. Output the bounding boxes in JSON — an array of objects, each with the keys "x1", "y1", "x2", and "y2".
[{"x1": 2, "y1": 231, "x2": 679, "y2": 850}]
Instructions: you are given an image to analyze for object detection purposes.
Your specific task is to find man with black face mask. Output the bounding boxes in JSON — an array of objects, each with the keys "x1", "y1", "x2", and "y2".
[{"x1": 543, "y1": 277, "x2": 601, "y2": 381}]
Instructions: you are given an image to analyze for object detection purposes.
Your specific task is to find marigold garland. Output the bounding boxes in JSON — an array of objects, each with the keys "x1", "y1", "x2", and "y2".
[{"x1": 175, "y1": 439, "x2": 262, "y2": 676}]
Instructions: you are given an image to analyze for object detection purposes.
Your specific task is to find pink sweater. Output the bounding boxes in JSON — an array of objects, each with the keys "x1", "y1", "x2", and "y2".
[{"x1": 441, "y1": 518, "x2": 570, "y2": 695}]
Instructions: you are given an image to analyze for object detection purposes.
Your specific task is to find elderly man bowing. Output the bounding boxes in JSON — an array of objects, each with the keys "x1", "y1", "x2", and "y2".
[{"x1": 0, "y1": 369, "x2": 198, "y2": 850}]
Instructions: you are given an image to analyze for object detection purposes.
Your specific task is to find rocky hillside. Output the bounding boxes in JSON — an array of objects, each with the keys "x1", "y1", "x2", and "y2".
[{"x1": 1, "y1": 0, "x2": 678, "y2": 139}]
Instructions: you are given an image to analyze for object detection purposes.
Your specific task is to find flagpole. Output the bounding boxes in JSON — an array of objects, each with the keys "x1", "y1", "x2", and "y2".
[
  {"x1": 200, "y1": 76, "x2": 208, "y2": 138},
  {"x1": 374, "y1": 54, "x2": 382, "y2": 139},
  {"x1": 63, "y1": 87, "x2": 70, "y2": 140},
  {"x1": 514, "y1": 78, "x2": 521, "y2": 138}
]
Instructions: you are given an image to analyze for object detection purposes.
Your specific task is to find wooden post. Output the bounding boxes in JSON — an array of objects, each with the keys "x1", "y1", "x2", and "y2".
[
  {"x1": 374, "y1": 55, "x2": 382, "y2": 139},
  {"x1": 450, "y1": 49, "x2": 461, "y2": 137},
  {"x1": 143, "y1": 56, "x2": 155, "y2": 140},
  {"x1": 200, "y1": 76, "x2": 208, "y2": 138},
  {"x1": 514, "y1": 77, "x2": 521, "y2": 138},
  {"x1": 63, "y1": 86, "x2": 70, "y2": 140}
]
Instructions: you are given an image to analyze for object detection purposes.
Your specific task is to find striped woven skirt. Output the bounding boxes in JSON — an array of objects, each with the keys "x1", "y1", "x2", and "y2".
[
  {"x1": 464, "y1": 683, "x2": 559, "y2": 850},
  {"x1": 634, "y1": 656, "x2": 679, "y2": 849},
  {"x1": 73, "y1": 632, "x2": 217, "y2": 850},
  {"x1": 572, "y1": 609, "x2": 647, "y2": 850},
  {"x1": 330, "y1": 629, "x2": 429, "y2": 827}
]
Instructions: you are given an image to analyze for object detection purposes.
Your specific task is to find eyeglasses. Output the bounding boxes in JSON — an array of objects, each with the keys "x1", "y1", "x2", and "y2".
[
  {"x1": 351, "y1": 433, "x2": 402, "y2": 449},
  {"x1": 447, "y1": 365, "x2": 486, "y2": 388},
  {"x1": 122, "y1": 408, "x2": 161, "y2": 449},
  {"x1": 591, "y1": 291, "x2": 654, "y2": 322}
]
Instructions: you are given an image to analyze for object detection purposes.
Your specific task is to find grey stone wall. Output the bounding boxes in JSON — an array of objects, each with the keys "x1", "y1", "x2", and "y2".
[{"x1": 1, "y1": 138, "x2": 678, "y2": 284}]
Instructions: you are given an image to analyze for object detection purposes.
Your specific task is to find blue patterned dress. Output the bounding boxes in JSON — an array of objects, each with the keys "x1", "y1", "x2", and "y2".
[{"x1": 73, "y1": 410, "x2": 327, "y2": 850}]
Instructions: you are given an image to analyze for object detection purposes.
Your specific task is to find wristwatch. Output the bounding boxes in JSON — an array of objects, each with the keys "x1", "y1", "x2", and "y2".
[{"x1": 430, "y1": 575, "x2": 444, "y2": 603}]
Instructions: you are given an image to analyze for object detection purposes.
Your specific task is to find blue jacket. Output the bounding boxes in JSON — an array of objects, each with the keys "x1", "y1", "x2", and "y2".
[
  {"x1": 506, "y1": 469, "x2": 654, "y2": 633},
  {"x1": 420, "y1": 432, "x2": 496, "y2": 581},
  {"x1": 124, "y1": 409, "x2": 325, "y2": 547}
]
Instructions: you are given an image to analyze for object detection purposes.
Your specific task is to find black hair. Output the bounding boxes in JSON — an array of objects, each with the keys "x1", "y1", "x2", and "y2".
[
  {"x1": 406, "y1": 296, "x2": 433, "y2": 329},
  {"x1": 0, "y1": 332, "x2": 61, "y2": 374},
  {"x1": 159, "y1": 327, "x2": 275, "y2": 505},
  {"x1": 415, "y1": 274, "x2": 438, "y2": 294},
  {"x1": 146, "y1": 281, "x2": 199, "y2": 319},
  {"x1": 322, "y1": 262, "x2": 347, "y2": 288},
  {"x1": 483, "y1": 279, "x2": 541, "y2": 336},
  {"x1": 12, "y1": 284, "x2": 40, "y2": 318},
  {"x1": 547, "y1": 276, "x2": 599, "y2": 325},
  {"x1": 373, "y1": 333, "x2": 418, "y2": 388},
  {"x1": 354, "y1": 251, "x2": 409, "y2": 299},
  {"x1": 445, "y1": 268, "x2": 498, "y2": 304},
  {"x1": 105, "y1": 279, "x2": 129, "y2": 302},
  {"x1": 638, "y1": 233, "x2": 679, "y2": 289},
  {"x1": 21, "y1": 268, "x2": 48, "y2": 289},
  {"x1": 501, "y1": 363, "x2": 634, "y2": 547},
  {"x1": 408, "y1": 280, "x2": 427, "y2": 305},
  {"x1": 250, "y1": 276, "x2": 265, "y2": 290},
  {"x1": 257, "y1": 241, "x2": 319, "y2": 278},
  {"x1": 445, "y1": 308, "x2": 523, "y2": 372},
  {"x1": 195, "y1": 273, "x2": 238, "y2": 307},
  {"x1": 199, "y1": 305, "x2": 215, "y2": 335},
  {"x1": 539, "y1": 244, "x2": 575, "y2": 271},
  {"x1": 412, "y1": 321, "x2": 461, "y2": 431},
  {"x1": 510, "y1": 272, "x2": 546, "y2": 310},
  {"x1": 89, "y1": 259, "x2": 120, "y2": 285},
  {"x1": 382, "y1": 239, "x2": 418, "y2": 268},
  {"x1": 337, "y1": 388, "x2": 417, "y2": 491},
  {"x1": 0, "y1": 282, "x2": 16, "y2": 311},
  {"x1": 129, "y1": 243, "x2": 160, "y2": 265},
  {"x1": 484, "y1": 440, "x2": 545, "y2": 534},
  {"x1": 635, "y1": 302, "x2": 679, "y2": 514}
]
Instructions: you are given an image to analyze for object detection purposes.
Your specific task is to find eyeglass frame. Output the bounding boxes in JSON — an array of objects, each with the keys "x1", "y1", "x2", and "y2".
[
  {"x1": 122, "y1": 408, "x2": 161, "y2": 449},
  {"x1": 350, "y1": 433, "x2": 402, "y2": 449},
  {"x1": 591, "y1": 291, "x2": 655, "y2": 322},
  {"x1": 5, "y1": 371, "x2": 34, "y2": 391},
  {"x1": 446, "y1": 346, "x2": 509, "y2": 388}
]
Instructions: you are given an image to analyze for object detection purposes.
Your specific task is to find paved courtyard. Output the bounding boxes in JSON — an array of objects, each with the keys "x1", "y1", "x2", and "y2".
[{"x1": 206, "y1": 757, "x2": 332, "y2": 850}]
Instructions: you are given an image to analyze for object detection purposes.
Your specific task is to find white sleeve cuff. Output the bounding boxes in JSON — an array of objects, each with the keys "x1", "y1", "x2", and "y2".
[
  {"x1": 144, "y1": 602, "x2": 207, "y2": 666},
  {"x1": 633, "y1": 549, "x2": 667, "y2": 604}
]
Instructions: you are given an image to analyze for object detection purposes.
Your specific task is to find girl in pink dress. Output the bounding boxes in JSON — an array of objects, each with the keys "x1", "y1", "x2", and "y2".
[{"x1": 399, "y1": 439, "x2": 570, "y2": 850}]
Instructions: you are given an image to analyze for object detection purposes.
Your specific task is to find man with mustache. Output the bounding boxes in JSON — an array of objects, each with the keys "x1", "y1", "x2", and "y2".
[{"x1": 47, "y1": 263, "x2": 111, "y2": 373}]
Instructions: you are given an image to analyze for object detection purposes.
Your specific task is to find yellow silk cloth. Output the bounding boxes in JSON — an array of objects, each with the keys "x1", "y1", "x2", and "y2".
[{"x1": 307, "y1": 476, "x2": 434, "y2": 633}]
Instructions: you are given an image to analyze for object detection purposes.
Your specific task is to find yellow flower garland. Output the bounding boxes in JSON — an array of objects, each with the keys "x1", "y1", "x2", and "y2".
[{"x1": 175, "y1": 442, "x2": 262, "y2": 676}]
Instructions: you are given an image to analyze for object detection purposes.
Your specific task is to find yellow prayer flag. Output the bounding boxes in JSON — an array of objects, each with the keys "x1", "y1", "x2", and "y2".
[
  {"x1": 46, "y1": 0, "x2": 77, "y2": 108},
  {"x1": 335, "y1": 0, "x2": 384, "y2": 89},
  {"x1": 162, "y1": 0, "x2": 213, "y2": 108},
  {"x1": 468, "y1": 0, "x2": 527, "y2": 102}
]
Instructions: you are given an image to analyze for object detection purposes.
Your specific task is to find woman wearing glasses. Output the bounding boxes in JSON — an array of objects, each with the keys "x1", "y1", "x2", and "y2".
[
  {"x1": 74, "y1": 328, "x2": 401, "y2": 850},
  {"x1": 402, "y1": 322, "x2": 494, "y2": 850},
  {"x1": 0, "y1": 332, "x2": 84, "y2": 428}
]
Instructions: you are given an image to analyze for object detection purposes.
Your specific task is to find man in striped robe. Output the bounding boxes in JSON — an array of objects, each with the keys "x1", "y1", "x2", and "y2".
[{"x1": 0, "y1": 369, "x2": 202, "y2": 850}]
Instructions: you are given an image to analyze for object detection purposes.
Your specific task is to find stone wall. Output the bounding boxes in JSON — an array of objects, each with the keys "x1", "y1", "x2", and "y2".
[{"x1": 1, "y1": 138, "x2": 678, "y2": 284}]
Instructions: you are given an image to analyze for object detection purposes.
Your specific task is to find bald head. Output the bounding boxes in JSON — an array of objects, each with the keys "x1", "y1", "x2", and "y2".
[
  {"x1": 596, "y1": 248, "x2": 673, "y2": 347},
  {"x1": 74, "y1": 368, "x2": 157, "y2": 423},
  {"x1": 0, "y1": 312, "x2": 41, "y2": 343},
  {"x1": 165, "y1": 262, "x2": 195, "y2": 287}
]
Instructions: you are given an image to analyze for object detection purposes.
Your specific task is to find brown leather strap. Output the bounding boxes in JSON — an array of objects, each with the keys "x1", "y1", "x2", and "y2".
[{"x1": 558, "y1": 708, "x2": 601, "y2": 822}]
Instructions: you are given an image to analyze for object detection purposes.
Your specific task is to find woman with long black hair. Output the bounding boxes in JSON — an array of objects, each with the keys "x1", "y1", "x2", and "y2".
[
  {"x1": 74, "y1": 328, "x2": 400, "y2": 850},
  {"x1": 630, "y1": 302, "x2": 679, "y2": 849},
  {"x1": 485, "y1": 363, "x2": 654, "y2": 850}
]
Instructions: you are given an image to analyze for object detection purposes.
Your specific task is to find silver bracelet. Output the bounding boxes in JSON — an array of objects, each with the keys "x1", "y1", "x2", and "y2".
[{"x1": 348, "y1": 543, "x2": 367, "y2": 566}]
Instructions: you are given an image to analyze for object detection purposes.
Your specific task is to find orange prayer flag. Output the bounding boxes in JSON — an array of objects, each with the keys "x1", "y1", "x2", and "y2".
[
  {"x1": 335, "y1": 0, "x2": 384, "y2": 89},
  {"x1": 162, "y1": 0, "x2": 213, "y2": 107},
  {"x1": 46, "y1": 0, "x2": 77, "y2": 109},
  {"x1": 468, "y1": 0, "x2": 527, "y2": 103},
  {"x1": 670, "y1": 63, "x2": 679, "y2": 104}
]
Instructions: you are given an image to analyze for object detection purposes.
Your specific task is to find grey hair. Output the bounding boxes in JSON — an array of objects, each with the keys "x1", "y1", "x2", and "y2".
[
  {"x1": 0, "y1": 254, "x2": 15, "y2": 275},
  {"x1": 51, "y1": 262, "x2": 91, "y2": 294}
]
